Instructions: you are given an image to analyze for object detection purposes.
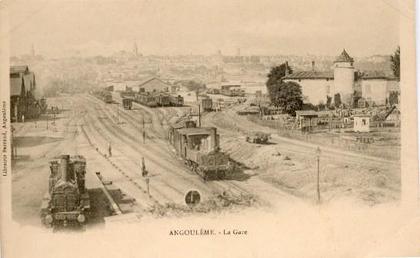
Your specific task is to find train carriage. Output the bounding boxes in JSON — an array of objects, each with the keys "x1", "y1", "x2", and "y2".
[
  {"x1": 156, "y1": 93, "x2": 171, "y2": 106},
  {"x1": 169, "y1": 95, "x2": 184, "y2": 107},
  {"x1": 201, "y1": 98, "x2": 213, "y2": 112},
  {"x1": 134, "y1": 92, "x2": 158, "y2": 107},
  {"x1": 103, "y1": 92, "x2": 113, "y2": 103},
  {"x1": 122, "y1": 98, "x2": 133, "y2": 110},
  {"x1": 134, "y1": 91, "x2": 184, "y2": 108}
]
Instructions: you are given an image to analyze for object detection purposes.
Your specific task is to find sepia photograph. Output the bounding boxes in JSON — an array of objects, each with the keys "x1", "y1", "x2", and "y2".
[{"x1": 0, "y1": 0, "x2": 418, "y2": 257}]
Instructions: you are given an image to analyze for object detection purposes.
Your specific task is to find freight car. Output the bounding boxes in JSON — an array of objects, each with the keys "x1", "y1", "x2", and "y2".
[
  {"x1": 102, "y1": 91, "x2": 113, "y2": 103},
  {"x1": 134, "y1": 91, "x2": 184, "y2": 107},
  {"x1": 201, "y1": 98, "x2": 213, "y2": 112},
  {"x1": 122, "y1": 98, "x2": 133, "y2": 110},
  {"x1": 93, "y1": 88, "x2": 113, "y2": 103},
  {"x1": 169, "y1": 95, "x2": 184, "y2": 106},
  {"x1": 120, "y1": 86, "x2": 135, "y2": 98},
  {"x1": 134, "y1": 92, "x2": 158, "y2": 107},
  {"x1": 246, "y1": 131, "x2": 270, "y2": 144},
  {"x1": 220, "y1": 85, "x2": 245, "y2": 97},
  {"x1": 156, "y1": 93, "x2": 171, "y2": 106},
  {"x1": 168, "y1": 119, "x2": 233, "y2": 180},
  {"x1": 40, "y1": 155, "x2": 90, "y2": 227}
]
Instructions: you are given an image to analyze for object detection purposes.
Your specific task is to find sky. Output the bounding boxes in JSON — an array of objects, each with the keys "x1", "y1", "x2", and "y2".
[{"x1": 5, "y1": 0, "x2": 403, "y2": 57}]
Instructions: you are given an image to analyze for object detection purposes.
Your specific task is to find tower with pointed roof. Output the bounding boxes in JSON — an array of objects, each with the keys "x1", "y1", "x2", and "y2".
[{"x1": 333, "y1": 49, "x2": 355, "y2": 105}]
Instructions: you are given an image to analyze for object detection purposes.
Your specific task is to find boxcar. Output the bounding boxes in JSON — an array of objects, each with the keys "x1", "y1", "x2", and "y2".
[
  {"x1": 122, "y1": 98, "x2": 133, "y2": 110},
  {"x1": 169, "y1": 95, "x2": 184, "y2": 106},
  {"x1": 201, "y1": 98, "x2": 213, "y2": 112}
]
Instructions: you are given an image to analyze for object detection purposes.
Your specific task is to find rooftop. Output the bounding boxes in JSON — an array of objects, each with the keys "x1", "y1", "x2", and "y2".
[
  {"x1": 10, "y1": 65, "x2": 29, "y2": 74},
  {"x1": 335, "y1": 49, "x2": 354, "y2": 63},
  {"x1": 360, "y1": 71, "x2": 397, "y2": 80},
  {"x1": 282, "y1": 71, "x2": 333, "y2": 80},
  {"x1": 138, "y1": 77, "x2": 168, "y2": 87},
  {"x1": 295, "y1": 110, "x2": 319, "y2": 117},
  {"x1": 178, "y1": 127, "x2": 216, "y2": 136}
]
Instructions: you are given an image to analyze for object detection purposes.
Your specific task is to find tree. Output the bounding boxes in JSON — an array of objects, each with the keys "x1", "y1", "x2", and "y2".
[
  {"x1": 271, "y1": 81, "x2": 303, "y2": 116},
  {"x1": 326, "y1": 96, "x2": 332, "y2": 109},
  {"x1": 316, "y1": 101, "x2": 326, "y2": 111},
  {"x1": 389, "y1": 91, "x2": 399, "y2": 105},
  {"x1": 266, "y1": 63, "x2": 293, "y2": 103},
  {"x1": 391, "y1": 46, "x2": 400, "y2": 80},
  {"x1": 334, "y1": 93, "x2": 342, "y2": 108}
]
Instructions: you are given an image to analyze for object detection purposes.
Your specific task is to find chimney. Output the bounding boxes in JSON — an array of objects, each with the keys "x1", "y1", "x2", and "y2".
[
  {"x1": 59, "y1": 155, "x2": 70, "y2": 182},
  {"x1": 312, "y1": 61, "x2": 315, "y2": 71},
  {"x1": 285, "y1": 61, "x2": 289, "y2": 76}
]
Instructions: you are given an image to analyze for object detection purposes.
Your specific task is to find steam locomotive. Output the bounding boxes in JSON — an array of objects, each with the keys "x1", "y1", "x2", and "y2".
[
  {"x1": 40, "y1": 155, "x2": 90, "y2": 227},
  {"x1": 168, "y1": 119, "x2": 233, "y2": 180}
]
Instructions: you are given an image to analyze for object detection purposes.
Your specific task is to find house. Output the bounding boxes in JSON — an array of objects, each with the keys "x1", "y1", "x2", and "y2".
[
  {"x1": 295, "y1": 110, "x2": 318, "y2": 131},
  {"x1": 353, "y1": 114, "x2": 370, "y2": 132},
  {"x1": 359, "y1": 71, "x2": 399, "y2": 106},
  {"x1": 282, "y1": 49, "x2": 399, "y2": 107},
  {"x1": 137, "y1": 77, "x2": 170, "y2": 93},
  {"x1": 10, "y1": 65, "x2": 38, "y2": 122}
]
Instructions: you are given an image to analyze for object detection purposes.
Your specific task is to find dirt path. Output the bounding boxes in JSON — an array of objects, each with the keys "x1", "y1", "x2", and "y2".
[{"x1": 202, "y1": 106, "x2": 400, "y2": 205}]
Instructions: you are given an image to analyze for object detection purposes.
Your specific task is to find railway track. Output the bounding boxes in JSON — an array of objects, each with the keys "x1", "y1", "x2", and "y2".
[
  {"x1": 86, "y1": 95, "x2": 255, "y2": 199},
  {"x1": 81, "y1": 104, "x2": 181, "y2": 203},
  {"x1": 79, "y1": 124, "x2": 161, "y2": 209}
]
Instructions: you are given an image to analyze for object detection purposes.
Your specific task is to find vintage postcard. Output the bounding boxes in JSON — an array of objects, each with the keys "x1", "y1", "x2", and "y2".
[{"x1": 0, "y1": 0, "x2": 418, "y2": 257}]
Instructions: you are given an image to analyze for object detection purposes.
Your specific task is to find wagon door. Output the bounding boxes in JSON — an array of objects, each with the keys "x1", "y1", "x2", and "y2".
[{"x1": 182, "y1": 135, "x2": 187, "y2": 158}]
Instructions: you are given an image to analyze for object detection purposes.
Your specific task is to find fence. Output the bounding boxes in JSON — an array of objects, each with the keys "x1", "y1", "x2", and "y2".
[{"x1": 247, "y1": 115, "x2": 400, "y2": 161}]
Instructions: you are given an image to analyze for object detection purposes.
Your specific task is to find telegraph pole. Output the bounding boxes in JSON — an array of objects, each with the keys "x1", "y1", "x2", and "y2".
[
  {"x1": 198, "y1": 104, "x2": 201, "y2": 127},
  {"x1": 53, "y1": 108, "x2": 56, "y2": 125},
  {"x1": 316, "y1": 147, "x2": 321, "y2": 204},
  {"x1": 142, "y1": 157, "x2": 150, "y2": 197},
  {"x1": 142, "y1": 117, "x2": 146, "y2": 144},
  {"x1": 117, "y1": 104, "x2": 120, "y2": 124}
]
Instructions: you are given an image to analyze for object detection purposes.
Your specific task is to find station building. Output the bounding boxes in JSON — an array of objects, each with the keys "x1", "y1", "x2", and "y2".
[
  {"x1": 10, "y1": 65, "x2": 38, "y2": 122},
  {"x1": 137, "y1": 77, "x2": 170, "y2": 93},
  {"x1": 282, "y1": 50, "x2": 399, "y2": 107}
]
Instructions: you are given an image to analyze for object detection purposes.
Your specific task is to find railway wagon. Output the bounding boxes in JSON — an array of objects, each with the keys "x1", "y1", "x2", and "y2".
[
  {"x1": 220, "y1": 85, "x2": 245, "y2": 97},
  {"x1": 168, "y1": 120, "x2": 232, "y2": 180},
  {"x1": 246, "y1": 131, "x2": 270, "y2": 144},
  {"x1": 156, "y1": 93, "x2": 171, "y2": 106},
  {"x1": 122, "y1": 98, "x2": 133, "y2": 110},
  {"x1": 169, "y1": 95, "x2": 184, "y2": 107},
  {"x1": 93, "y1": 89, "x2": 113, "y2": 103},
  {"x1": 134, "y1": 92, "x2": 158, "y2": 107},
  {"x1": 41, "y1": 155, "x2": 90, "y2": 227},
  {"x1": 201, "y1": 98, "x2": 213, "y2": 112},
  {"x1": 120, "y1": 88, "x2": 135, "y2": 99},
  {"x1": 103, "y1": 91, "x2": 113, "y2": 103}
]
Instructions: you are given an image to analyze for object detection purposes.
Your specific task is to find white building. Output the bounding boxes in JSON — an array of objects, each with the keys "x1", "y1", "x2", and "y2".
[
  {"x1": 282, "y1": 50, "x2": 399, "y2": 107},
  {"x1": 353, "y1": 115, "x2": 370, "y2": 133}
]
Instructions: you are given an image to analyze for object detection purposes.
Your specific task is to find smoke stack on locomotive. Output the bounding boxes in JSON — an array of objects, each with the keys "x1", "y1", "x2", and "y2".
[
  {"x1": 168, "y1": 118, "x2": 234, "y2": 180},
  {"x1": 41, "y1": 155, "x2": 90, "y2": 227}
]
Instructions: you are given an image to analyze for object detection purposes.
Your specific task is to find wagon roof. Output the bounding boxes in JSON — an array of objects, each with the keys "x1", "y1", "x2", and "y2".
[{"x1": 178, "y1": 127, "x2": 215, "y2": 136}]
